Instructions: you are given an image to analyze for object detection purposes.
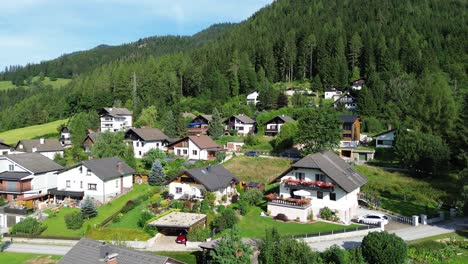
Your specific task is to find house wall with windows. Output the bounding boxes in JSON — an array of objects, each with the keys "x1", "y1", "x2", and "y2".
[
  {"x1": 131, "y1": 140, "x2": 167, "y2": 158},
  {"x1": 376, "y1": 130, "x2": 396, "y2": 148},
  {"x1": 171, "y1": 139, "x2": 210, "y2": 161},
  {"x1": 100, "y1": 115, "x2": 133, "y2": 132},
  {"x1": 226, "y1": 118, "x2": 255, "y2": 136},
  {"x1": 168, "y1": 175, "x2": 233, "y2": 201}
]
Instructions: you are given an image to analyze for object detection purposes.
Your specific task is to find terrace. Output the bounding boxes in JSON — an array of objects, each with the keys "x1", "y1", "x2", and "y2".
[
  {"x1": 265, "y1": 193, "x2": 311, "y2": 208},
  {"x1": 282, "y1": 178, "x2": 335, "y2": 191}
]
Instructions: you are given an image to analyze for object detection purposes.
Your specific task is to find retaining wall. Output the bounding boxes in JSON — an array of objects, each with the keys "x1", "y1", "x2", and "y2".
[{"x1": 299, "y1": 227, "x2": 382, "y2": 243}]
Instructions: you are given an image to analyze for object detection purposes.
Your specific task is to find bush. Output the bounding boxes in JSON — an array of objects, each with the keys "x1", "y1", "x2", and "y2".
[
  {"x1": 112, "y1": 213, "x2": 122, "y2": 223},
  {"x1": 0, "y1": 196, "x2": 6, "y2": 206},
  {"x1": 200, "y1": 199, "x2": 211, "y2": 214},
  {"x1": 319, "y1": 207, "x2": 333, "y2": 220},
  {"x1": 64, "y1": 211, "x2": 84, "y2": 230},
  {"x1": 205, "y1": 192, "x2": 216, "y2": 206},
  {"x1": 160, "y1": 200, "x2": 169, "y2": 208},
  {"x1": 11, "y1": 217, "x2": 46, "y2": 235},
  {"x1": 187, "y1": 225, "x2": 210, "y2": 242},
  {"x1": 321, "y1": 245, "x2": 349, "y2": 264},
  {"x1": 362, "y1": 231, "x2": 407, "y2": 264},
  {"x1": 214, "y1": 208, "x2": 238, "y2": 231},
  {"x1": 121, "y1": 200, "x2": 136, "y2": 214},
  {"x1": 221, "y1": 195, "x2": 227, "y2": 203},
  {"x1": 348, "y1": 247, "x2": 366, "y2": 264},
  {"x1": 238, "y1": 200, "x2": 249, "y2": 216},
  {"x1": 244, "y1": 132, "x2": 259, "y2": 146},
  {"x1": 274, "y1": 213, "x2": 288, "y2": 222},
  {"x1": 151, "y1": 193, "x2": 162, "y2": 206},
  {"x1": 169, "y1": 200, "x2": 184, "y2": 209},
  {"x1": 241, "y1": 189, "x2": 263, "y2": 205},
  {"x1": 143, "y1": 225, "x2": 158, "y2": 236},
  {"x1": 217, "y1": 205, "x2": 226, "y2": 213},
  {"x1": 81, "y1": 197, "x2": 97, "y2": 219}
]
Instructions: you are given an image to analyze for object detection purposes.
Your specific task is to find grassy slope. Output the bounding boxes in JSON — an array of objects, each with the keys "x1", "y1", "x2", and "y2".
[
  {"x1": 0, "y1": 119, "x2": 68, "y2": 145},
  {"x1": 0, "y1": 77, "x2": 70, "y2": 91},
  {"x1": 223, "y1": 156, "x2": 291, "y2": 184},
  {"x1": 154, "y1": 251, "x2": 199, "y2": 264},
  {"x1": 408, "y1": 232, "x2": 468, "y2": 264},
  {"x1": 0, "y1": 252, "x2": 61, "y2": 264}
]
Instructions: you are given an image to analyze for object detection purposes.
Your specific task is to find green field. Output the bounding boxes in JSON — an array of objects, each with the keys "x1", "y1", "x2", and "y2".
[
  {"x1": 0, "y1": 252, "x2": 61, "y2": 264},
  {"x1": 154, "y1": 251, "x2": 200, "y2": 264},
  {"x1": 223, "y1": 156, "x2": 291, "y2": 184},
  {"x1": 0, "y1": 119, "x2": 68, "y2": 145},
  {"x1": 0, "y1": 77, "x2": 70, "y2": 91},
  {"x1": 408, "y1": 231, "x2": 468, "y2": 264}
]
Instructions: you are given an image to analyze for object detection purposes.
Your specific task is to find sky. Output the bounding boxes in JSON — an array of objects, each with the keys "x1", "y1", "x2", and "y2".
[{"x1": 0, "y1": 0, "x2": 273, "y2": 70}]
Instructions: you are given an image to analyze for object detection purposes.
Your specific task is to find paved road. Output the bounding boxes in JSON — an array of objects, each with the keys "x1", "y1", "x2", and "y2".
[{"x1": 3, "y1": 242, "x2": 72, "y2": 255}]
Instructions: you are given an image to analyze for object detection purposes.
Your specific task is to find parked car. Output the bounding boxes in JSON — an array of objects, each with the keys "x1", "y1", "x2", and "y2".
[
  {"x1": 175, "y1": 233, "x2": 187, "y2": 244},
  {"x1": 244, "y1": 150, "x2": 260, "y2": 157},
  {"x1": 357, "y1": 213, "x2": 389, "y2": 225}
]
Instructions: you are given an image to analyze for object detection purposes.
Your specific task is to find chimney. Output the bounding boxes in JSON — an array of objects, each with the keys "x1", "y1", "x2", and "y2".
[
  {"x1": 99, "y1": 242, "x2": 110, "y2": 260},
  {"x1": 116, "y1": 162, "x2": 123, "y2": 173},
  {"x1": 106, "y1": 253, "x2": 118, "y2": 264},
  {"x1": 40, "y1": 138, "x2": 45, "y2": 144},
  {"x1": 206, "y1": 165, "x2": 211, "y2": 172}
]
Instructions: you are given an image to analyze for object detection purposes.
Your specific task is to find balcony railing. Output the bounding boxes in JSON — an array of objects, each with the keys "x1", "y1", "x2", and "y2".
[
  {"x1": 0, "y1": 186, "x2": 32, "y2": 193},
  {"x1": 339, "y1": 141, "x2": 358, "y2": 148},
  {"x1": 265, "y1": 193, "x2": 312, "y2": 208},
  {"x1": 282, "y1": 178, "x2": 335, "y2": 190},
  {"x1": 3, "y1": 206, "x2": 31, "y2": 215}
]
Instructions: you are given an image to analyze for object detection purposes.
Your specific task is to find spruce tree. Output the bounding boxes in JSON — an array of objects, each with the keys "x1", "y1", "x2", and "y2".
[
  {"x1": 148, "y1": 160, "x2": 165, "y2": 186},
  {"x1": 81, "y1": 197, "x2": 97, "y2": 219},
  {"x1": 210, "y1": 226, "x2": 251, "y2": 264},
  {"x1": 208, "y1": 108, "x2": 224, "y2": 139}
]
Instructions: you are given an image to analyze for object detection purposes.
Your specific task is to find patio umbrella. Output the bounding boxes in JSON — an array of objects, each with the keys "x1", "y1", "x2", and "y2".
[{"x1": 293, "y1": 190, "x2": 311, "y2": 197}]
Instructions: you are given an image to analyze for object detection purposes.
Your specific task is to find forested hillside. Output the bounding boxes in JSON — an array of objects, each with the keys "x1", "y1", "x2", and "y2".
[{"x1": 0, "y1": 0, "x2": 466, "y2": 164}]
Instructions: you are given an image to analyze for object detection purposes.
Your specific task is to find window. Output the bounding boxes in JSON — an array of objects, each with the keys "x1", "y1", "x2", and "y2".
[
  {"x1": 116, "y1": 180, "x2": 119, "y2": 188},
  {"x1": 295, "y1": 172, "x2": 305, "y2": 180},
  {"x1": 330, "y1": 193, "x2": 336, "y2": 201},
  {"x1": 87, "y1": 169, "x2": 91, "y2": 176},
  {"x1": 343, "y1": 134, "x2": 352, "y2": 138},
  {"x1": 136, "y1": 142, "x2": 139, "y2": 147},
  {"x1": 156, "y1": 143, "x2": 160, "y2": 147},
  {"x1": 343, "y1": 124, "x2": 352, "y2": 130},
  {"x1": 80, "y1": 181, "x2": 83, "y2": 189},
  {"x1": 8, "y1": 164, "x2": 14, "y2": 171},
  {"x1": 317, "y1": 191, "x2": 323, "y2": 199},
  {"x1": 183, "y1": 149, "x2": 188, "y2": 155},
  {"x1": 238, "y1": 126, "x2": 244, "y2": 131},
  {"x1": 176, "y1": 187, "x2": 182, "y2": 194},
  {"x1": 192, "y1": 150, "x2": 198, "y2": 155},
  {"x1": 2, "y1": 151, "x2": 7, "y2": 155},
  {"x1": 315, "y1": 174, "x2": 325, "y2": 182},
  {"x1": 139, "y1": 151, "x2": 142, "y2": 156},
  {"x1": 88, "y1": 184, "x2": 97, "y2": 190},
  {"x1": 66, "y1": 180, "x2": 71, "y2": 188},
  {"x1": 141, "y1": 142, "x2": 145, "y2": 147}
]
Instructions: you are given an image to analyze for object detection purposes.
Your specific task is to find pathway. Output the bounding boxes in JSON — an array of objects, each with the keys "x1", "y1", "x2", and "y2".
[{"x1": 2, "y1": 242, "x2": 71, "y2": 255}]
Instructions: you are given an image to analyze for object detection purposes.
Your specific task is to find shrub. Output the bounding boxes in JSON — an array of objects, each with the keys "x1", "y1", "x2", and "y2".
[
  {"x1": 121, "y1": 200, "x2": 135, "y2": 214},
  {"x1": 362, "y1": 231, "x2": 407, "y2": 264},
  {"x1": 274, "y1": 213, "x2": 288, "y2": 222},
  {"x1": 64, "y1": 211, "x2": 84, "y2": 230},
  {"x1": 348, "y1": 247, "x2": 366, "y2": 264},
  {"x1": 319, "y1": 207, "x2": 334, "y2": 221},
  {"x1": 241, "y1": 189, "x2": 263, "y2": 205},
  {"x1": 214, "y1": 208, "x2": 238, "y2": 231},
  {"x1": 307, "y1": 210, "x2": 314, "y2": 221},
  {"x1": 11, "y1": 217, "x2": 46, "y2": 235},
  {"x1": 112, "y1": 213, "x2": 122, "y2": 223},
  {"x1": 244, "y1": 132, "x2": 259, "y2": 146},
  {"x1": 217, "y1": 205, "x2": 226, "y2": 213},
  {"x1": 187, "y1": 225, "x2": 210, "y2": 242},
  {"x1": 200, "y1": 199, "x2": 211, "y2": 214},
  {"x1": 143, "y1": 225, "x2": 158, "y2": 236},
  {"x1": 81, "y1": 197, "x2": 97, "y2": 219},
  {"x1": 205, "y1": 192, "x2": 216, "y2": 206},
  {"x1": 236, "y1": 183, "x2": 244, "y2": 196},
  {"x1": 321, "y1": 245, "x2": 349, "y2": 264},
  {"x1": 160, "y1": 200, "x2": 169, "y2": 208},
  {"x1": 151, "y1": 193, "x2": 162, "y2": 206},
  {"x1": 237, "y1": 200, "x2": 249, "y2": 216},
  {"x1": 169, "y1": 200, "x2": 184, "y2": 209},
  {"x1": 221, "y1": 195, "x2": 227, "y2": 203},
  {"x1": 0, "y1": 196, "x2": 7, "y2": 206}
]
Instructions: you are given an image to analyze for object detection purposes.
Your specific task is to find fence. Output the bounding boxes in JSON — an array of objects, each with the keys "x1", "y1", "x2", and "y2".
[
  {"x1": 387, "y1": 214, "x2": 415, "y2": 225},
  {"x1": 289, "y1": 224, "x2": 379, "y2": 240}
]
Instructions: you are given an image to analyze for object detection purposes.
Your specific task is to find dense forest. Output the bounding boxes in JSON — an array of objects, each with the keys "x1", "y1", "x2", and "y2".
[{"x1": 0, "y1": 0, "x2": 466, "y2": 166}]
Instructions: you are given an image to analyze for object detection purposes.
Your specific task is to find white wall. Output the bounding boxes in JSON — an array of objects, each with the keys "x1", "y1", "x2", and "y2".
[
  {"x1": 325, "y1": 91, "x2": 341, "y2": 99},
  {"x1": 39, "y1": 151, "x2": 64, "y2": 160},
  {"x1": 25, "y1": 171, "x2": 58, "y2": 197},
  {"x1": 376, "y1": 131, "x2": 396, "y2": 148},
  {"x1": 101, "y1": 115, "x2": 133, "y2": 132},
  {"x1": 172, "y1": 140, "x2": 208, "y2": 161},
  {"x1": 132, "y1": 140, "x2": 167, "y2": 158},
  {"x1": 169, "y1": 182, "x2": 206, "y2": 200},
  {"x1": 0, "y1": 214, "x2": 26, "y2": 228},
  {"x1": 0, "y1": 158, "x2": 28, "y2": 173}
]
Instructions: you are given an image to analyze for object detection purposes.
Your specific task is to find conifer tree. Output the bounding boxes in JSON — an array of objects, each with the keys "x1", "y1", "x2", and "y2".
[
  {"x1": 81, "y1": 197, "x2": 97, "y2": 219},
  {"x1": 210, "y1": 226, "x2": 252, "y2": 264},
  {"x1": 208, "y1": 108, "x2": 224, "y2": 139},
  {"x1": 148, "y1": 160, "x2": 165, "y2": 186}
]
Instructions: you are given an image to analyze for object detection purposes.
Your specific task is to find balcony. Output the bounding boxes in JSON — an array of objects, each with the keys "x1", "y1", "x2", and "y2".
[
  {"x1": 339, "y1": 141, "x2": 358, "y2": 148},
  {"x1": 0, "y1": 186, "x2": 32, "y2": 193},
  {"x1": 3, "y1": 206, "x2": 31, "y2": 215},
  {"x1": 282, "y1": 178, "x2": 335, "y2": 190},
  {"x1": 265, "y1": 193, "x2": 311, "y2": 208}
]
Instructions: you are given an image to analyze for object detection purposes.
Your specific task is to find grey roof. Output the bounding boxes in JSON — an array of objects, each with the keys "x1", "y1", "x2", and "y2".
[
  {"x1": 192, "y1": 114, "x2": 213, "y2": 122},
  {"x1": 0, "y1": 142, "x2": 12, "y2": 150},
  {"x1": 0, "y1": 171, "x2": 30, "y2": 180},
  {"x1": 2, "y1": 153, "x2": 63, "y2": 174},
  {"x1": 101, "y1": 107, "x2": 132, "y2": 117},
  {"x1": 15, "y1": 139, "x2": 64, "y2": 152},
  {"x1": 68, "y1": 157, "x2": 135, "y2": 182},
  {"x1": 374, "y1": 128, "x2": 397, "y2": 137},
  {"x1": 125, "y1": 128, "x2": 169, "y2": 142},
  {"x1": 273, "y1": 151, "x2": 367, "y2": 193},
  {"x1": 339, "y1": 114, "x2": 359, "y2": 123},
  {"x1": 266, "y1": 115, "x2": 295, "y2": 124},
  {"x1": 177, "y1": 164, "x2": 239, "y2": 192},
  {"x1": 83, "y1": 132, "x2": 101, "y2": 143},
  {"x1": 58, "y1": 238, "x2": 176, "y2": 264},
  {"x1": 225, "y1": 114, "x2": 255, "y2": 124}
]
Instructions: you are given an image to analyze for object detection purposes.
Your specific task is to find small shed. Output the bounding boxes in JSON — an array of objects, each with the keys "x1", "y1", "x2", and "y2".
[
  {"x1": 147, "y1": 212, "x2": 207, "y2": 235},
  {"x1": 133, "y1": 173, "x2": 148, "y2": 184},
  {"x1": 243, "y1": 182, "x2": 265, "y2": 191}
]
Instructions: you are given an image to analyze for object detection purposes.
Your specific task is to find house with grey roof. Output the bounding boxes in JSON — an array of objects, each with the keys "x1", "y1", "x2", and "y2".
[
  {"x1": 14, "y1": 138, "x2": 64, "y2": 160},
  {"x1": 264, "y1": 115, "x2": 295, "y2": 136},
  {"x1": 0, "y1": 141, "x2": 13, "y2": 155},
  {"x1": 99, "y1": 107, "x2": 133, "y2": 132},
  {"x1": 53, "y1": 157, "x2": 135, "y2": 203},
  {"x1": 168, "y1": 164, "x2": 239, "y2": 202},
  {"x1": 59, "y1": 237, "x2": 181, "y2": 264},
  {"x1": 166, "y1": 135, "x2": 224, "y2": 161},
  {"x1": 267, "y1": 151, "x2": 367, "y2": 223},
  {"x1": 125, "y1": 127, "x2": 169, "y2": 158},
  {"x1": 82, "y1": 131, "x2": 101, "y2": 152},
  {"x1": 224, "y1": 114, "x2": 256, "y2": 136}
]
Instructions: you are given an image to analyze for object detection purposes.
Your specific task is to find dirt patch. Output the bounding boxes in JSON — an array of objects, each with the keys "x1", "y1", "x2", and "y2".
[{"x1": 25, "y1": 256, "x2": 59, "y2": 264}]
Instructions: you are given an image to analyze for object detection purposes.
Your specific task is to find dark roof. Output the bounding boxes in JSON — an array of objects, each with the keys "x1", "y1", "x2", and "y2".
[
  {"x1": 225, "y1": 115, "x2": 255, "y2": 124},
  {"x1": 339, "y1": 114, "x2": 359, "y2": 123},
  {"x1": 62, "y1": 157, "x2": 135, "y2": 182},
  {"x1": 60, "y1": 126, "x2": 69, "y2": 133},
  {"x1": 266, "y1": 115, "x2": 295, "y2": 124},
  {"x1": 125, "y1": 128, "x2": 168, "y2": 142},
  {"x1": 246, "y1": 182, "x2": 264, "y2": 188},
  {"x1": 333, "y1": 92, "x2": 356, "y2": 104},
  {"x1": 83, "y1": 132, "x2": 100, "y2": 143},
  {"x1": 0, "y1": 171, "x2": 30, "y2": 180},
  {"x1": 15, "y1": 139, "x2": 64, "y2": 152},
  {"x1": 272, "y1": 151, "x2": 367, "y2": 193},
  {"x1": 0, "y1": 142, "x2": 12, "y2": 150},
  {"x1": 2, "y1": 153, "x2": 63, "y2": 174},
  {"x1": 196, "y1": 114, "x2": 213, "y2": 122},
  {"x1": 100, "y1": 107, "x2": 132, "y2": 117},
  {"x1": 48, "y1": 188, "x2": 84, "y2": 198},
  {"x1": 167, "y1": 135, "x2": 222, "y2": 150},
  {"x1": 374, "y1": 128, "x2": 397, "y2": 137},
  {"x1": 177, "y1": 164, "x2": 239, "y2": 191},
  {"x1": 58, "y1": 238, "x2": 176, "y2": 264}
]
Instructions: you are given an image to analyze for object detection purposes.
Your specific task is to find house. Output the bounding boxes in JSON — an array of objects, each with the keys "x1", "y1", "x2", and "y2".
[
  {"x1": 124, "y1": 128, "x2": 169, "y2": 158},
  {"x1": 0, "y1": 141, "x2": 13, "y2": 155},
  {"x1": 246, "y1": 91, "x2": 260, "y2": 105},
  {"x1": 166, "y1": 135, "x2": 224, "y2": 161},
  {"x1": 267, "y1": 151, "x2": 367, "y2": 223},
  {"x1": 338, "y1": 115, "x2": 361, "y2": 158},
  {"x1": 147, "y1": 212, "x2": 206, "y2": 235},
  {"x1": 243, "y1": 182, "x2": 265, "y2": 192},
  {"x1": 324, "y1": 88, "x2": 342, "y2": 100},
  {"x1": 168, "y1": 164, "x2": 239, "y2": 201},
  {"x1": 99, "y1": 107, "x2": 133, "y2": 132},
  {"x1": 225, "y1": 141, "x2": 244, "y2": 152},
  {"x1": 375, "y1": 129, "x2": 397, "y2": 148},
  {"x1": 187, "y1": 114, "x2": 212, "y2": 135},
  {"x1": 0, "y1": 153, "x2": 63, "y2": 202},
  {"x1": 14, "y1": 138, "x2": 64, "y2": 160},
  {"x1": 52, "y1": 157, "x2": 135, "y2": 203},
  {"x1": 333, "y1": 92, "x2": 357, "y2": 110},
  {"x1": 58, "y1": 237, "x2": 181, "y2": 264},
  {"x1": 265, "y1": 115, "x2": 295, "y2": 136},
  {"x1": 82, "y1": 132, "x2": 100, "y2": 152},
  {"x1": 351, "y1": 78, "x2": 365, "y2": 90},
  {"x1": 224, "y1": 114, "x2": 256, "y2": 136},
  {"x1": 59, "y1": 126, "x2": 71, "y2": 147}
]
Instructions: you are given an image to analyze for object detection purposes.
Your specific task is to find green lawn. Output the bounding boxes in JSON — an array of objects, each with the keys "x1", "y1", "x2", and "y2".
[
  {"x1": 223, "y1": 156, "x2": 291, "y2": 184},
  {"x1": 216, "y1": 135, "x2": 274, "y2": 152},
  {"x1": 0, "y1": 77, "x2": 70, "y2": 91},
  {"x1": 109, "y1": 199, "x2": 151, "y2": 229},
  {"x1": 0, "y1": 252, "x2": 61, "y2": 264},
  {"x1": 0, "y1": 119, "x2": 68, "y2": 145},
  {"x1": 41, "y1": 184, "x2": 155, "y2": 237},
  {"x1": 237, "y1": 207, "x2": 359, "y2": 238},
  {"x1": 86, "y1": 227, "x2": 150, "y2": 241},
  {"x1": 154, "y1": 251, "x2": 200, "y2": 264}
]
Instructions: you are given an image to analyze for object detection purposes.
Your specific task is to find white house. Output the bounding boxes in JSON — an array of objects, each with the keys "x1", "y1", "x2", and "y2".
[
  {"x1": 166, "y1": 135, "x2": 224, "y2": 161},
  {"x1": 224, "y1": 115, "x2": 256, "y2": 136},
  {"x1": 324, "y1": 88, "x2": 342, "y2": 99},
  {"x1": 124, "y1": 128, "x2": 169, "y2": 158},
  {"x1": 265, "y1": 115, "x2": 295, "y2": 136},
  {"x1": 0, "y1": 153, "x2": 63, "y2": 202},
  {"x1": 0, "y1": 142, "x2": 13, "y2": 155},
  {"x1": 246, "y1": 91, "x2": 260, "y2": 105},
  {"x1": 267, "y1": 151, "x2": 367, "y2": 223},
  {"x1": 99, "y1": 107, "x2": 133, "y2": 132},
  {"x1": 53, "y1": 157, "x2": 135, "y2": 203},
  {"x1": 14, "y1": 138, "x2": 64, "y2": 160},
  {"x1": 351, "y1": 79, "x2": 365, "y2": 91},
  {"x1": 333, "y1": 92, "x2": 357, "y2": 110},
  {"x1": 59, "y1": 126, "x2": 72, "y2": 147},
  {"x1": 168, "y1": 164, "x2": 239, "y2": 202},
  {"x1": 375, "y1": 129, "x2": 397, "y2": 148}
]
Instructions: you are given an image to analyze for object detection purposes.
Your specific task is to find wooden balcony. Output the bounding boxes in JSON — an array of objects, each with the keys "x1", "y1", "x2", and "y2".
[
  {"x1": 282, "y1": 178, "x2": 335, "y2": 191},
  {"x1": 265, "y1": 193, "x2": 311, "y2": 208}
]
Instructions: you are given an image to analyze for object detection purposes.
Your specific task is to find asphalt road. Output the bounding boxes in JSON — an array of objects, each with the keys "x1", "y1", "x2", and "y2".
[{"x1": 2, "y1": 242, "x2": 72, "y2": 255}]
